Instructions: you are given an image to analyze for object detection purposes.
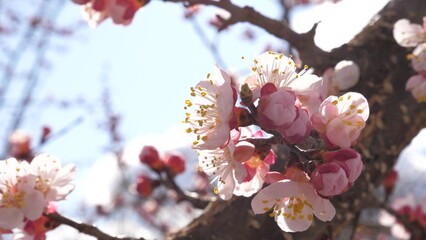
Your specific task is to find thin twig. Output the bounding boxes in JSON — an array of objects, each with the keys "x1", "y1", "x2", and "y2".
[
  {"x1": 34, "y1": 116, "x2": 84, "y2": 151},
  {"x1": 188, "y1": 16, "x2": 228, "y2": 68},
  {"x1": 45, "y1": 212, "x2": 147, "y2": 240},
  {"x1": 161, "y1": 171, "x2": 216, "y2": 209}
]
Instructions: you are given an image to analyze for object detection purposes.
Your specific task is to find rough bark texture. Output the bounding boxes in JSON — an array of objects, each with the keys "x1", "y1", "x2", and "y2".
[{"x1": 167, "y1": 0, "x2": 426, "y2": 239}]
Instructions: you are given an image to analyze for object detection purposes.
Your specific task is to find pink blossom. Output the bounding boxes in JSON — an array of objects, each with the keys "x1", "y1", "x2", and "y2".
[
  {"x1": 311, "y1": 162, "x2": 349, "y2": 197},
  {"x1": 257, "y1": 86, "x2": 297, "y2": 131},
  {"x1": 30, "y1": 153, "x2": 76, "y2": 202},
  {"x1": 196, "y1": 141, "x2": 247, "y2": 200},
  {"x1": 108, "y1": 0, "x2": 146, "y2": 25},
  {"x1": 78, "y1": 0, "x2": 147, "y2": 28},
  {"x1": 251, "y1": 178, "x2": 335, "y2": 232},
  {"x1": 240, "y1": 51, "x2": 322, "y2": 100},
  {"x1": 234, "y1": 142, "x2": 276, "y2": 197},
  {"x1": 282, "y1": 107, "x2": 312, "y2": 144},
  {"x1": 0, "y1": 159, "x2": 44, "y2": 230},
  {"x1": 393, "y1": 18, "x2": 426, "y2": 47},
  {"x1": 312, "y1": 92, "x2": 369, "y2": 148},
  {"x1": 184, "y1": 65, "x2": 235, "y2": 150},
  {"x1": 406, "y1": 74, "x2": 426, "y2": 102},
  {"x1": 322, "y1": 148, "x2": 363, "y2": 184},
  {"x1": 17, "y1": 202, "x2": 58, "y2": 240},
  {"x1": 296, "y1": 68, "x2": 332, "y2": 116}
]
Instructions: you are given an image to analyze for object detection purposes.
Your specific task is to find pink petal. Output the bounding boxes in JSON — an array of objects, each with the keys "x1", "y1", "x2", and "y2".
[{"x1": 234, "y1": 141, "x2": 255, "y2": 163}]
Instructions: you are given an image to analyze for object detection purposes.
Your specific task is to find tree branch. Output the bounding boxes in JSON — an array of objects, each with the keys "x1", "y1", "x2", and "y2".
[
  {"x1": 46, "y1": 212, "x2": 147, "y2": 240},
  {"x1": 160, "y1": 171, "x2": 216, "y2": 209},
  {"x1": 165, "y1": 0, "x2": 333, "y2": 69}
]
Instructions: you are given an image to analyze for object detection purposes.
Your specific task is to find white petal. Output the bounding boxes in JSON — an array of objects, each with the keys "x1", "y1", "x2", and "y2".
[
  {"x1": 0, "y1": 207, "x2": 24, "y2": 229},
  {"x1": 393, "y1": 19, "x2": 425, "y2": 47}
]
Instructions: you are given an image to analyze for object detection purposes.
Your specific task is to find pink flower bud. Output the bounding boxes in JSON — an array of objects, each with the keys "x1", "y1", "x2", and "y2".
[
  {"x1": 136, "y1": 175, "x2": 155, "y2": 197},
  {"x1": 164, "y1": 153, "x2": 186, "y2": 175},
  {"x1": 383, "y1": 169, "x2": 398, "y2": 196},
  {"x1": 322, "y1": 148, "x2": 363, "y2": 184},
  {"x1": 311, "y1": 162, "x2": 349, "y2": 197},
  {"x1": 281, "y1": 107, "x2": 312, "y2": 144},
  {"x1": 139, "y1": 146, "x2": 164, "y2": 171},
  {"x1": 257, "y1": 87, "x2": 297, "y2": 131}
]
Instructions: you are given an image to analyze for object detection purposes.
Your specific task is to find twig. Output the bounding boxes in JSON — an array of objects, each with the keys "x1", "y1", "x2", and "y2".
[
  {"x1": 161, "y1": 171, "x2": 216, "y2": 209},
  {"x1": 34, "y1": 116, "x2": 84, "y2": 150},
  {"x1": 188, "y1": 16, "x2": 228, "y2": 68},
  {"x1": 45, "y1": 212, "x2": 147, "y2": 240}
]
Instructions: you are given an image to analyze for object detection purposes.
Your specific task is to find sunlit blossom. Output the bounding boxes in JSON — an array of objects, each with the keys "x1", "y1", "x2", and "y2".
[
  {"x1": 184, "y1": 65, "x2": 235, "y2": 150},
  {"x1": 30, "y1": 153, "x2": 76, "y2": 202},
  {"x1": 0, "y1": 159, "x2": 44, "y2": 230},
  {"x1": 312, "y1": 92, "x2": 369, "y2": 148},
  {"x1": 241, "y1": 51, "x2": 322, "y2": 100},
  {"x1": 196, "y1": 141, "x2": 247, "y2": 200},
  {"x1": 251, "y1": 179, "x2": 335, "y2": 232}
]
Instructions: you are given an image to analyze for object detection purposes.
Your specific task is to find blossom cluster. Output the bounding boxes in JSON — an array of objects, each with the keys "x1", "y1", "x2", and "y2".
[
  {"x1": 393, "y1": 17, "x2": 426, "y2": 102},
  {"x1": 72, "y1": 0, "x2": 150, "y2": 28},
  {"x1": 136, "y1": 145, "x2": 186, "y2": 197},
  {"x1": 0, "y1": 154, "x2": 75, "y2": 239},
  {"x1": 183, "y1": 51, "x2": 370, "y2": 232}
]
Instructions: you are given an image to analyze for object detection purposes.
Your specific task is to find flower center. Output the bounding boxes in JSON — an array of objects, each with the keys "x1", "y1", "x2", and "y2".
[
  {"x1": 184, "y1": 78, "x2": 221, "y2": 147},
  {"x1": 1, "y1": 187, "x2": 25, "y2": 209}
]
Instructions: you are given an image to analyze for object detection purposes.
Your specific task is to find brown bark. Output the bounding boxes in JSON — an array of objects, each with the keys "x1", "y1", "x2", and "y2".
[{"x1": 167, "y1": 0, "x2": 426, "y2": 239}]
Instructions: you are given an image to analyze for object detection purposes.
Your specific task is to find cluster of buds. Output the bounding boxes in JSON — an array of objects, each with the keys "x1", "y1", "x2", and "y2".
[
  {"x1": 72, "y1": 0, "x2": 150, "y2": 28},
  {"x1": 136, "y1": 146, "x2": 186, "y2": 197},
  {"x1": 0, "y1": 154, "x2": 75, "y2": 239},
  {"x1": 393, "y1": 17, "x2": 426, "y2": 102},
  {"x1": 184, "y1": 51, "x2": 369, "y2": 232}
]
